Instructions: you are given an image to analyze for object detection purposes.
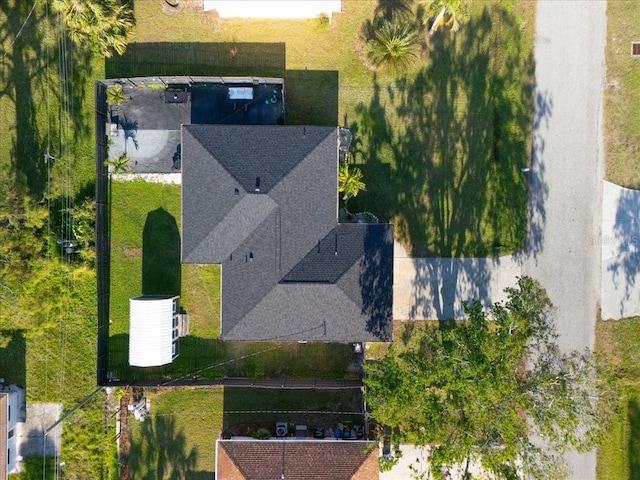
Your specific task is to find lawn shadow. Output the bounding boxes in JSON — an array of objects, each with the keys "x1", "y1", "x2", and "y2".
[
  {"x1": 107, "y1": 333, "x2": 229, "y2": 383},
  {"x1": 104, "y1": 42, "x2": 338, "y2": 126},
  {"x1": 0, "y1": 331, "x2": 26, "y2": 387},
  {"x1": 0, "y1": 2, "x2": 49, "y2": 197},
  {"x1": 0, "y1": 2, "x2": 96, "y2": 198},
  {"x1": 129, "y1": 415, "x2": 198, "y2": 480},
  {"x1": 351, "y1": 5, "x2": 542, "y2": 319},
  {"x1": 222, "y1": 388, "x2": 365, "y2": 437},
  {"x1": 608, "y1": 188, "x2": 640, "y2": 317},
  {"x1": 142, "y1": 208, "x2": 181, "y2": 296}
]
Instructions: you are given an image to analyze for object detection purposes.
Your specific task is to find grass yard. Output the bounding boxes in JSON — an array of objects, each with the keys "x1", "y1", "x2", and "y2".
[
  {"x1": 0, "y1": 2, "x2": 113, "y2": 478},
  {"x1": 129, "y1": 388, "x2": 224, "y2": 478},
  {"x1": 604, "y1": 1, "x2": 640, "y2": 188},
  {"x1": 109, "y1": 181, "x2": 358, "y2": 382},
  {"x1": 596, "y1": 317, "x2": 640, "y2": 480},
  {"x1": 110, "y1": 0, "x2": 536, "y2": 257},
  {"x1": 129, "y1": 387, "x2": 365, "y2": 479}
]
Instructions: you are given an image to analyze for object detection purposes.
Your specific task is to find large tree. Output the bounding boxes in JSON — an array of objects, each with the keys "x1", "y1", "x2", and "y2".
[
  {"x1": 364, "y1": 276, "x2": 610, "y2": 479},
  {"x1": 51, "y1": 0, "x2": 135, "y2": 57}
]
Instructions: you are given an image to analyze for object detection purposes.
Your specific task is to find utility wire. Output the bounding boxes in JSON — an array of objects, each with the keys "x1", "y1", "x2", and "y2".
[{"x1": 1, "y1": 1, "x2": 38, "y2": 58}]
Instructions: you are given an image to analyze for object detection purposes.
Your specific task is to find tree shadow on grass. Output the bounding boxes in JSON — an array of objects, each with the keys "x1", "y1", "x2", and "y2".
[
  {"x1": 130, "y1": 415, "x2": 198, "y2": 480},
  {"x1": 104, "y1": 42, "x2": 338, "y2": 126},
  {"x1": 0, "y1": 331, "x2": 26, "y2": 387},
  {"x1": 0, "y1": 2, "x2": 95, "y2": 198},
  {"x1": 142, "y1": 208, "x2": 181, "y2": 296},
  {"x1": 350, "y1": 5, "x2": 545, "y2": 319},
  {"x1": 108, "y1": 333, "x2": 229, "y2": 383},
  {"x1": 222, "y1": 388, "x2": 365, "y2": 434}
]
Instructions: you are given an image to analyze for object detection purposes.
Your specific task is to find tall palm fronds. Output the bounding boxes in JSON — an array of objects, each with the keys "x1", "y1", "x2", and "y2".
[
  {"x1": 366, "y1": 20, "x2": 420, "y2": 72},
  {"x1": 106, "y1": 84, "x2": 126, "y2": 106},
  {"x1": 104, "y1": 154, "x2": 132, "y2": 174},
  {"x1": 51, "y1": 0, "x2": 135, "y2": 57},
  {"x1": 421, "y1": 0, "x2": 470, "y2": 33},
  {"x1": 339, "y1": 163, "x2": 366, "y2": 201}
]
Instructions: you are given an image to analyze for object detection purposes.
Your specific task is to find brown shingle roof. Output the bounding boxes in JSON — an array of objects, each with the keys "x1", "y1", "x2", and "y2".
[{"x1": 217, "y1": 440, "x2": 378, "y2": 480}]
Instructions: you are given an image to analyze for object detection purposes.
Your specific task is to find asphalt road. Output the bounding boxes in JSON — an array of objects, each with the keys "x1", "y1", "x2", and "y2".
[{"x1": 521, "y1": 1, "x2": 607, "y2": 478}]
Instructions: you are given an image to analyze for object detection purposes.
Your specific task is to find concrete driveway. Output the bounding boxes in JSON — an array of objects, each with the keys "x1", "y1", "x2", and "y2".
[
  {"x1": 601, "y1": 180, "x2": 640, "y2": 319},
  {"x1": 393, "y1": 242, "x2": 523, "y2": 320}
]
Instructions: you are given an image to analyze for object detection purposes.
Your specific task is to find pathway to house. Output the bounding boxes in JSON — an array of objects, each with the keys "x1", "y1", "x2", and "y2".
[{"x1": 393, "y1": 2, "x2": 608, "y2": 479}]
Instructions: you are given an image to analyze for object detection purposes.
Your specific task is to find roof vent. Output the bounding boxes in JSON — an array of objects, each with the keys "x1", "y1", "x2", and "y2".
[
  {"x1": 255, "y1": 177, "x2": 261, "y2": 192},
  {"x1": 633, "y1": 42, "x2": 640, "y2": 56},
  {"x1": 234, "y1": 188, "x2": 239, "y2": 195}
]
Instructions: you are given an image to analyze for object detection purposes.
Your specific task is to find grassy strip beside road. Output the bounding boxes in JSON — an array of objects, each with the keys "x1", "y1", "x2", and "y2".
[
  {"x1": 596, "y1": 317, "x2": 640, "y2": 480},
  {"x1": 604, "y1": 0, "x2": 640, "y2": 188}
]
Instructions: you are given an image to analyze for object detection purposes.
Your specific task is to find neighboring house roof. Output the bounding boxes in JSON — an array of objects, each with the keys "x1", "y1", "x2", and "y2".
[
  {"x1": 129, "y1": 296, "x2": 179, "y2": 367},
  {"x1": 181, "y1": 125, "x2": 393, "y2": 342},
  {"x1": 216, "y1": 440, "x2": 379, "y2": 480}
]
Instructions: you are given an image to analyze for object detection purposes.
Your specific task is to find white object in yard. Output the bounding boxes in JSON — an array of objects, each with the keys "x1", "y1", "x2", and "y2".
[
  {"x1": 203, "y1": 0, "x2": 342, "y2": 19},
  {"x1": 129, "y1": 296, "x2": 180, "y2": 367}
]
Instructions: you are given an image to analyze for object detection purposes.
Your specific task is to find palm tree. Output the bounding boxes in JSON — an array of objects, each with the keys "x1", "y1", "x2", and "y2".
[
  {"x1": 339, "y1": 163, "x2": 366, "y2": 201},
  {"x1": 52, "y1": 0, "x2": 135, "y2": 57},
  {"x1": 106, "y1": 85, "x2": 126, "y2": 106},
  {"x1": 104, "y1": 154, "x2": 132, "y2": 174},
  {"x1": 366, "y1": 20, "x2": 420, "y2": 72},
  {"x1": 421, "y1": 0, "x2": 470, "y2": 34}
]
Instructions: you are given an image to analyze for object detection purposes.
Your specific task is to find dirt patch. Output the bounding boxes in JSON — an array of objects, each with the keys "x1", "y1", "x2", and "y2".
[{"x1": 124, "y1": 248, "x2": 141, "y2": 257}]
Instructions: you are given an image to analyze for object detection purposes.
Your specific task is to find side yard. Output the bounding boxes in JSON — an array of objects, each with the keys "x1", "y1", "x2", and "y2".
[{"x1": 0, "y1": 2, "x2": 113, "y2": 478}]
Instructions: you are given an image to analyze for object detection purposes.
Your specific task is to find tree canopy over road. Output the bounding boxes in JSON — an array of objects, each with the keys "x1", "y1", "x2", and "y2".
[{"x1": 365, "y1": 277, "x2": 611, "y2": 479}]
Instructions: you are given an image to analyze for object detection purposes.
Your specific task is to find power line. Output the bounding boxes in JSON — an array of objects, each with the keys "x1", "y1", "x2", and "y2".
[{"x1": 1, "y1": 1, "x2": 38, "y2": 59}]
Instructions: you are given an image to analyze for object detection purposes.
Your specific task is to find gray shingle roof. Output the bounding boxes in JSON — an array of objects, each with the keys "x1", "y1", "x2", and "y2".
[{"x1": 181, "y1": 125, "x2": 393, "y2": 342}]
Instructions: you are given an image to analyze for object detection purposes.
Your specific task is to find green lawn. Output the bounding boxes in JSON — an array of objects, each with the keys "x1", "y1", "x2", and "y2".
[
  {"x1": 596, "y1": 317, "x2": 640, "y2": 479},
  {"x1": 109, "y1": 181, "x2": 357, "y2": 382},
  {"x1": 0, "y1": 2, "x2": 112, "y2": 478},
  {"x1": 129, "y1": 388, "x2": 224, "y2": 478},
  {"x1": 111, "y1": 0, "x2": 536, "y2": 257},
  {"x1": 604, "y1": 0, "x2": 640, "y2": 188},
  {"x1": 129, "y1": 387, "x2": 364, "y2": 479}
]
